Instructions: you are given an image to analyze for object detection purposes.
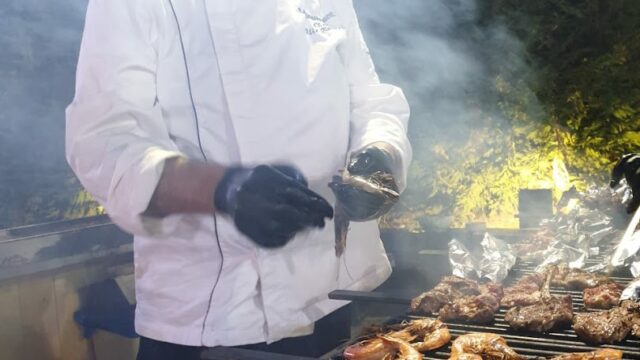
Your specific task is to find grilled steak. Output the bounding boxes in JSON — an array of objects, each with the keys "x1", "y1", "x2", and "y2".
[
  {"x1": 505, "y1": 294, "x2": 573, "y2": 332},
  {"x1": 572, "y1": 307, "x2": 631, "y2": 344},
  {"x1": 565, "y1": 271, "x2": 614, "y2": 290},
  {"x1": 438, "y1": 291, "x2": 502, "y2": 324},
  {"x1": 410, "y1": 276, "x2": 480, "y2": 314},
  {"x1": 548, "y1": 263, "x2": 613, "y2": 290},
  {"x1": 621, "y1": 300, "x2": 640, "y2": 338},
  {"x1": 583, "y1": 283, "x2": 622, "y2": 309},
  {"x1": 501, "y1": 273, "x2": 545, "y2": 308},
  {"x1": 513, "y1": 228, "x2": 555, "y2": 260},
  {"x1": 505, "y1": 267, "x2": 573, "y2": 332},
  {"x1": 572, "y1": 300, "x2": 640, "y2": 344},
  {"x1": 549, "y1": 263, "x2": 572, "y2": 287},
  {"x1": 412, "y1": 278, "x2": 503, "y2": 324}
]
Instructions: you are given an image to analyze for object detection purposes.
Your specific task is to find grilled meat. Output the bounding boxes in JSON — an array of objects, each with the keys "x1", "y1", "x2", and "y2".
[
  {"x1": 343, "y1": 318, "x2": 451, "y2": 359},
  {"x1": 344, "y1": 336, "x2": 421, "y2": 360},
  {"x1": 549, "y1": 263, "x2": 572, "y2": 287},
  {"x1": 438, "y1": 292, "x2": 501, "y2": 324},
  {"x1": 480, "y1": 282, "x2": 504, "y2": 299},
  {"x1": 386, "y1": 318, "x2": 451, "y2": 352},
  {"x1": 501, "y1": 273, "x2": 545, "y2": 308},
  {"x1": 513, "y1": 228, "x2": 555, "y2": 260},
  {"x1": 411, "y1": 278, "x2": 503, "y2": 323},
  {"x1": 565, "y1": 271, "x2": 614, "y2": 290},
  {"x1": 378, "y1": 336, "x2": 422, "y2": 360},
  {"x1": 505, "y1": 294, "x2": 573, "y2": 332},
  {"x1": 550, "y1": 348, "x2": 623, "y2": 360},
  {"x1": 505, "y1": 267, "x2": 574, "y2": 332},
  {"x1": 410, "y1": 276, "x2": 480, "y2": 314},
  {"x1": 449, "y1": 333, "x2": 525, "y2": 360},
  {"x1": 572, "y1": 307, "x2": 632, "y2": 344},
  {"x1": 620, "y1": 300, "x2": 640, "y2": 338},
  {"x1": 343, "y1": 337, "x2": 395, "y2": 360},
  {"x1": 548, "y1": 263, "x2": 613, "y2": 290},
  {"x1": 583, "y1": 283, "x2": 622, "y2": 309}
]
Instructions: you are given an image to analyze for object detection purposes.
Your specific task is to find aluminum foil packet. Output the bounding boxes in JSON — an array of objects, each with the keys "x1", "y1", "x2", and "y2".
[
  {"x1": 480, "y1": 233, "x2": 517, "y2": 283},
  {"x1": 527, "y1": 202, "x2": 619, "y2": 272},
  {"x1": 534, "y1": 243, "x2": 587, "y2": 273},
  {"x1": 527, "y1": 180, "x2": 633, "y2": 273},
  {"x1": 631, "y1": 259, "x2": 640, "y2": 278},
  {"x1": 609, "y1": 183, "x2": 640, "y2": 267},
  {"x1": 620, "y1": 277, "x2": 640, "y2": 302},
  {"x1": 449, "y1": 239, "x2": 478, "y2": 280},
  {"x1": 449, "y1": 233, "x2": 516, "y2": 283}
]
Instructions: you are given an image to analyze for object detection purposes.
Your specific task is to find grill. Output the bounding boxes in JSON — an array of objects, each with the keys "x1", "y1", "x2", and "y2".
[{"x1": 325, "y1": 246, "x2": 640, "y2": 359}]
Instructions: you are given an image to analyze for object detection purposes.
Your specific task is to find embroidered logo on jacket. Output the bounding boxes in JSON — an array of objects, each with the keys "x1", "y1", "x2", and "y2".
[{"x1": 297, "y1": 7, "x2": 343, "y2": 36}]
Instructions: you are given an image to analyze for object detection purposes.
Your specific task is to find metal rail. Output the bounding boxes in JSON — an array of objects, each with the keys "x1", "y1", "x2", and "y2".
[{"x1": 0, "y1": 216, "x2": 132, "y2": 282}]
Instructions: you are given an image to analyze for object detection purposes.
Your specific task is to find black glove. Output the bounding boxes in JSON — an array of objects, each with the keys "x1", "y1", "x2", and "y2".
[
  {"x1": 330, "y1": 145, "x2": 399, "y2": 221},
  {"x1": 347, "y1": 146, "x2": 395, "y2": 177},
  {"x1": 610, "y1": 153, "x2": 640, "y2": 213},
  {"x1": 215, "y1": 165, "x2": 333, "y2": 248}
]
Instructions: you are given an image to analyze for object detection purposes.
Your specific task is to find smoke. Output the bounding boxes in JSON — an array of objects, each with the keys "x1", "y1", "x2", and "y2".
[
  {"x1": 354, "y1": 0, "x2": 542, "y2": 226},
  {"x1": 0, "y1": 0, "x2": 88, "y2": 227},
  {"x1": 354, "y1": 0, "x2": 533, "y2": 147}
]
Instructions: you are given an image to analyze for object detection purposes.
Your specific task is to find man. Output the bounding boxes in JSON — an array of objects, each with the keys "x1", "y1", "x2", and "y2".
[{"x1": 66, "y1": 1, "x2": 411, "y2": 359}]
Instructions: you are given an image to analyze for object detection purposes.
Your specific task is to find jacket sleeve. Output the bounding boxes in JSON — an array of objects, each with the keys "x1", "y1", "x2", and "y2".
[
  {"x1": 338, "y1": 1, "x2": 412, "y2": 191},
  {"x1": 65, "y1": 0, "x2": 186, "y2": 236}
]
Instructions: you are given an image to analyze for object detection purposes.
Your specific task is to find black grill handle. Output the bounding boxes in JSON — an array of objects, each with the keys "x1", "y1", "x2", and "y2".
[{"x1": 328, "y1": 290, "x2": 411, "y2": 305}]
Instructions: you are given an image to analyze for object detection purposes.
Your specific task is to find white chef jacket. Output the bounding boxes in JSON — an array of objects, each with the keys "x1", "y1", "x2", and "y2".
[{"x1": 66, "y1": 0, "x2": 411, "y2": 347}]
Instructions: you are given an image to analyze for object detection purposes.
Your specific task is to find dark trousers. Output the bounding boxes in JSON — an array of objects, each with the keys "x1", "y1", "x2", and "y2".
[{"x1": 136, "y1": 305, "x2": 350, "y2": 360}]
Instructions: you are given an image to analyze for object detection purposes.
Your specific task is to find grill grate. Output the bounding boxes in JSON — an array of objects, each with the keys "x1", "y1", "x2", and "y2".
[{"x1": 326, "y1": 251, "x2": 640, "y2": 359}]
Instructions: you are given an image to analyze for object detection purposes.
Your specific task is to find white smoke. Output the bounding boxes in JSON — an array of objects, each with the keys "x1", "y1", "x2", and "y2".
[{"x1": 354, "y1": 0, "x2": 539, "y2": 202}]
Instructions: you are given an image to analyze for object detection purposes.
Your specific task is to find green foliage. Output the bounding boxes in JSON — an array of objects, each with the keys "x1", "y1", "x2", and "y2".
[{"x1": 391, "y1": 0, "x2": 640, "y2": 230}]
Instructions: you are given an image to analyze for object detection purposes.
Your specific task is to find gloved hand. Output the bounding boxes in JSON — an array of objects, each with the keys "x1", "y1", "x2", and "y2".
[
  {"x1": 330, "y1": 144, "x2": 399, "y2": 221},
  {"x1": 215, "y1": 165, "x2": 333, "y2": 248},
  {"x1": 610, "y1": 153, "x2": 640, "y2": 213}
]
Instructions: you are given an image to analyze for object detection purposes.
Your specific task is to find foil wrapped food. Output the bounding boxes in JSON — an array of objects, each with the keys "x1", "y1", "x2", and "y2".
[
  {"x1": 522, "y1": 179, "x2": 634, "y2": 273},
  {"x1": 534, "y1": 243, "x2": 587, "y2": 272},
  {"x1": 631, "y1": 260, "x2": 640, "y2": 278},
  {"x1": 620, "y1": 277, "x2": 640, "y2": 302},
  {"x1": 610, "y1": 205, "x2": 640, "y2": 268},
  {"x1": 449, "y1": 233, "x2": 516, "y2": 283},
  {"x1": 528, "y1": 205, "x2": 618, "y2": 272}
]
